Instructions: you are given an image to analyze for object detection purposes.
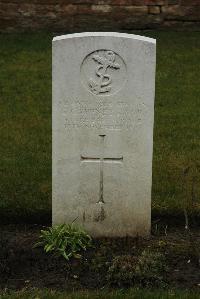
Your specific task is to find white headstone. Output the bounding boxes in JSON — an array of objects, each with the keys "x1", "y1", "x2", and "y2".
[{"x1": 52, "y1": 32, "x2": 156, "y2": 237}]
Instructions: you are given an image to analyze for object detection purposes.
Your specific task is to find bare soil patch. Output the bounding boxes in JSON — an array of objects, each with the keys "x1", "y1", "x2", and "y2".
[{"x1": 0, "y1": 224, "x2": 200, "y2": 291}]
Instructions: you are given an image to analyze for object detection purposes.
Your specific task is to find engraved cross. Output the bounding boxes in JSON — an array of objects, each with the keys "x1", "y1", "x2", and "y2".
[{"x1": 81, "y1": 135, "x2": 123, "y2": 204}]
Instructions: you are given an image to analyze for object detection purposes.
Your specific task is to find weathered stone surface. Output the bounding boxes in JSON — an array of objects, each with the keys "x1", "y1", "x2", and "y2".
[
  {"x1": 91, "y1": 5, "x2": 112, "y2": 13},
  {"x1": 148, "y1": 5, "x2": 161, "y2": 14},
  {"x1": 52, "y1": 32, "x2": 156, "y2": 237},
  {"x1": 164, "y1": 20, "x2": 200, "y2": 29},
  {"x1": 181, "y1": 0, "x2": 200, "y2": 6},
  {"x1": 0, "y1": 0, "x2": 199, "y2": 32},
  {"x1": 167, "y1": 0, "x2": 180, "y2": 5},
  {"x1": 121, "y1": 5, "x2": 148, "y2": 13},
  {"x1": 112, "y1": 14, "x2": 163, "y2": 30},
  {"x1": 162, "y1": 5, "x2": 200, "y2": 20}
]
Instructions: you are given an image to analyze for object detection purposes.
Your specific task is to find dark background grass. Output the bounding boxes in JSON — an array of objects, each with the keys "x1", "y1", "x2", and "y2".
[{"x1": 0, "y1": 31, "x2": 199, "y2": 224}]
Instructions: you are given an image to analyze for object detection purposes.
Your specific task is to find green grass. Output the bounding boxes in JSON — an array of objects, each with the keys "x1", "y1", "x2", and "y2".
[
  {"x1": 0, "y1": 33, "x2": 52, "y2": 222},
  {"x1": 0, "y1": 31, "x2": 199, "y2": 222},
  {"x1": 1, "y1": 289, "x2": 200, "y2": 299}
]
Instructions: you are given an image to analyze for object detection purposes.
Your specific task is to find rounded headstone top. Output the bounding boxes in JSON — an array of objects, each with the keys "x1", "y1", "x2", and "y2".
[{"x1": 52, "y1": 32, "x2": 156, "y2": 45}]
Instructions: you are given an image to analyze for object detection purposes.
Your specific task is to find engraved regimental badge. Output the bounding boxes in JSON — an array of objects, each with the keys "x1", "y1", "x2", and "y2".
[{"x1": 81, "y1": 50, "x2": 127, "y2": 96}]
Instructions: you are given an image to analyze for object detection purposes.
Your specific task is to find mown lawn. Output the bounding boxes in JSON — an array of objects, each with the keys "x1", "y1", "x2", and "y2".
[
  {"x1": 0, "y1": 31, "x2": 199, "y2": 223},
  {"x1": 1, "y1": 289, "x2": 200, "y2": 299}
]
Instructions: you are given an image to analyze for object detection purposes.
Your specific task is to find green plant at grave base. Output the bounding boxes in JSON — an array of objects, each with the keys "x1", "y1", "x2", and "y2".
[
  {"x1": 34, "y1": 224, "x2": 92, "y2": 261},
  {"x1": 107, "y1": 255, "x2": 138, "y2": 287},
  {"x1": 107, "y1": 251, "x2": 167, "y2": 288},
  {"x1": 135, "y1": 250, "x2": 167, "y2": 287}
]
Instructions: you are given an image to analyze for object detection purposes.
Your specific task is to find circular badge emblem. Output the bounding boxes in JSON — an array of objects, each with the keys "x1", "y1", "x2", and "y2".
[{"x1": 81, "y1": 49, "x2": 127, "y2": 96}]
